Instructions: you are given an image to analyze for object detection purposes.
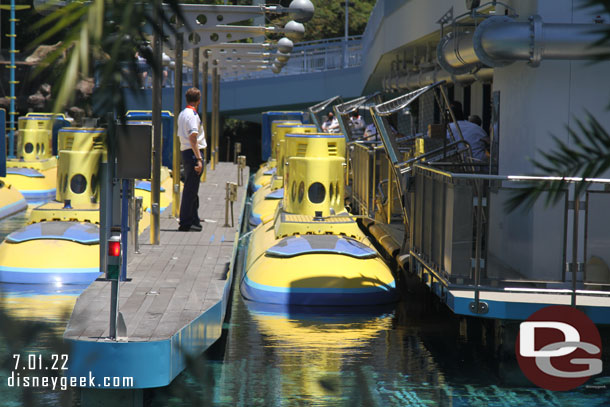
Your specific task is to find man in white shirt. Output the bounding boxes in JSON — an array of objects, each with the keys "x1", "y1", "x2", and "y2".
[
  {"x1": 447, "y1": 101, "x2": 488, "y2": 163},
  {"x1": 178, "y1": 87, "x2": 207, "y2": 231},
  {"x1": 321, "y1": 112, "x2": 340, "y2": 133}
]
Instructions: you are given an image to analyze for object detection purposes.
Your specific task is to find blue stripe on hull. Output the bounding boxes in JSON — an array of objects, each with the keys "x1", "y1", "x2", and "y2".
[
  {"x1": 0, "y1": 269, "x2": 101, "y2": 284},
  {"x1": 241, "y1": 278, "x2": 398, "y2": 306}
]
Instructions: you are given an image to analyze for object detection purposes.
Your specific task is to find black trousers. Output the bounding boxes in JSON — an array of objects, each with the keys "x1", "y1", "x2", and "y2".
[{"x1": 179, "y1": 149, "x2": 204, "y2": 228}]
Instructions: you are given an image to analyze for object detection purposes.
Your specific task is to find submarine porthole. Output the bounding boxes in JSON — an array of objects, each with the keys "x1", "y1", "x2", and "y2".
[
  {"x1": 308, "y1": 182, "x2": 326, "y2": 204},
  {"x1": 329, "y1": 183, "x2": 334, "y2": 202},
  {"x1": 25, "y1": 143, "x2": 33, "y2": 154},
  {"x1": 291, "y1": 181, "x2": 296, "y2": 202},
  {"x1": 70, "y1": 174, "x2": 87, "y2": 194}
]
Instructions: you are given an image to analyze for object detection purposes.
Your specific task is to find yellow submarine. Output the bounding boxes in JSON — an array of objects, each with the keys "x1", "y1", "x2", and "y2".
[
  {"x1": 0, "y1": 113, "x2": 67, "y2": 201},
  {"x1": 241, "y1": 131, "x2": 398, "y2": 306},
  {"x1": 250, "y1": 122, "x2": 317, "y2": 227},
  {"x1": 0, "y1": 127, "x2": 172, "y2": 285},
  {"x1": 252, "y1": 120, "x2": 313, "y2": 192}
]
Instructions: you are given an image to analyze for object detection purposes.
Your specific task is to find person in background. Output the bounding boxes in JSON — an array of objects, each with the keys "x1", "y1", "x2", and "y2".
[
  {"x1": 468, "y1": 114, "x2": 490, "y2": 157},
  {"x1": 447, "y1": 101, "x2": 488, "y2": 162},
  {"x1": 350, "y1": 111, "x2": 365, "y2": 133},
  {"x1": 177, "y1": 87, "x2": 206, "y2": 232},
  {"x1": 468, "y1": 114, "x2": 482, "y2": 127},
  {"x1": 321, "y1": 111, "x2": 340, "y2": 132}
]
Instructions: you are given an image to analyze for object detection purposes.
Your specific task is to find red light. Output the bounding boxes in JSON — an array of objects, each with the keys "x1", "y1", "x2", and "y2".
[{"x1": 108, "y1": 241, "x2": 121, "y2": 257}]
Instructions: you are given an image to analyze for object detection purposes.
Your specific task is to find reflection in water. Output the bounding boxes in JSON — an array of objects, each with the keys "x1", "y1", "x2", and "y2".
[
  {"x1": 0, "y1": 207, "x2": 84, "y2": 406},
  {"x1": 153, "y1": 272, "x2": 610, "y2": 407},
  {"x1": 242, "y1": 302, "x2": 396, "y2": 405}
]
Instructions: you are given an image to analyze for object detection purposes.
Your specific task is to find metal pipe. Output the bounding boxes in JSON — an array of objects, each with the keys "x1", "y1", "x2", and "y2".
[
  {"x1": 8, "y1": 0, "x2": 16, "y2": 157},
  {"x1": 438, "y1": 15, "x2": 610, "y2": 74},
  {"x1": 151, "y1": 0, "x2": 162, "y2": 245},
  {"x1": 120, "y1": 179, "x2": 129, "y2": 281},
  {"x1": 214, "y1": 69, "x2": 220, "y2": 165},
  {"x1": 202, "y1": 61, "x2": 208, "y2": 180},
  {"x1": 193, "y1": 47, "x2": 199, "y2": 89},
  {"x1": 172, "y1": 32, "x2": 183, "y2": 219},
  {"x1": 211, "y1": 66, "x2": 217, "y2": 170}
]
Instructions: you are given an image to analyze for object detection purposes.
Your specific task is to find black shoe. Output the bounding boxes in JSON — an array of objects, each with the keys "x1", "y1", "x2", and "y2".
[
  {"x1": 190, "y1": 224, "x2": 202, "y2": 231},
  {"x1": 178, "y1": 225, "x2": 191, "y2": 231}
]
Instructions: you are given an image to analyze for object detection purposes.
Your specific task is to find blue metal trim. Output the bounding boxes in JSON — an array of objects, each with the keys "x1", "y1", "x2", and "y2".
[
  {"x1": 59, "y1": 129, "x2": 105, "y2": 133},
  {"x1": 285, "y1": 134, "x2": 344, "y2": 139},
  {"x1": 252, "y1": 183, "x2": 262, "y2": 191},
  {"x1": 276, "y1": 124, "x2": 317, "y2": 128},
  {"x1": 241, "y1": 276, "x2": 398, "y2": 306},
  {"x1": 446, "y1": 292, "x2": 610, "y2": 324}
]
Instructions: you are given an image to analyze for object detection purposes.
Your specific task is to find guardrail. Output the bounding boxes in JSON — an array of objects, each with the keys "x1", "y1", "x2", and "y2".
[{"x1": 410, "y1": 165, "x2": 610, "y2": 310}]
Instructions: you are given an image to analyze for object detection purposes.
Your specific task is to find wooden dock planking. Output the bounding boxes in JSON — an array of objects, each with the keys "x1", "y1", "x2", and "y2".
[{"x1": 64, "y1": 162, "x2": 249, "y2": 343}]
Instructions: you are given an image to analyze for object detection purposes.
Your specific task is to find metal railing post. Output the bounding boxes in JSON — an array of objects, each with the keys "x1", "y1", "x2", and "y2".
[
  {"x1": 134, "y1": 196, "x2": 143, "y2": 254},
  {"x1": 571, "y1": 192, "x2": 580, "y2": 306},
  {"x1": 211, "y1": 66, "x2": 219, "y2": 169},
  {"x1": 172, "y1": 32, "x2": 183, "y2": 219},
  {"x1": 150, "y1": 0, "x2": 162, "y2": 245}
]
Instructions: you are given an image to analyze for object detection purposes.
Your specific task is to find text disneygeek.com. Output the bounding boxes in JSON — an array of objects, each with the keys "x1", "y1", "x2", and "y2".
[{"x1": 7, "y1": 353, "x2": 134, "y2": 390}]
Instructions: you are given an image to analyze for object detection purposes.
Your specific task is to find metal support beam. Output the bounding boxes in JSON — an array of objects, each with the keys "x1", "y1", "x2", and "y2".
[
  {"x1": 172, "y1": 32, "x2": 184, "y2": 218},
  {"x1": 202, "y1": 60, "x2": 209, "y2": 177},
  {"x1": 193, "y1": 47, "x2": 200, "y2": 89},
  {"x1": 211, "y1": 66, "x2": 217, "y2": 170},
  {"x1": 150, "y1": 0, "x2": 162, "y2": 245},
  {"x1": 214, "y1": 68, "x2": 220, "y2": 167}
]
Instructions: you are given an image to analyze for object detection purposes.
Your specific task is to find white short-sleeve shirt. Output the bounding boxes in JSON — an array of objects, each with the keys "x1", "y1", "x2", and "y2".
[{"x1": 178, "y1": 106, "x2": 207, "y2": 151}]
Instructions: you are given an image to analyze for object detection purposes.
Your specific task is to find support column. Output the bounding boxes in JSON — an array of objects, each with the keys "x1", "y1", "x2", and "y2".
[
  {"x1": 172, "y1": 33, "x2": 184, "y2": 218},
  {"x1": 214, "y1": 68, "x2": 220, "y2": 167},
  {"x1": 211, "y1": 66, "x2": 219, "y2": 170},
  {"x1": 150, "y1": 0, "x2": 162, "y2": 245},
  {"x1": 202, "y1": 60, "x2": 209, "y2": 180},
  {"x1": 193, "y1": 48, "x2": 199, "y2": 89}
]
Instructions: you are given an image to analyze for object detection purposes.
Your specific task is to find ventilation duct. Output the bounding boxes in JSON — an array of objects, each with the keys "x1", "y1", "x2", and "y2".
[{"x1": 437, "y1": 15, "x2": 610, "y2": 74}]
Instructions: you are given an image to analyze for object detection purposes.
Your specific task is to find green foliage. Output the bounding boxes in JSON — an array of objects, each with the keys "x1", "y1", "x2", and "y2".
[
  {"x1": 271, "y1": 0, "x2": 375, "y2": 41},
  {"x1": 302, "y1": 0, "x2": 375, "y2": 41},
  {"x1": 506, "y1": 113, "x2": 610, "y2": 211},
  {"x1": 30, "y1": 0, "x2": 182, "y2": 116}
]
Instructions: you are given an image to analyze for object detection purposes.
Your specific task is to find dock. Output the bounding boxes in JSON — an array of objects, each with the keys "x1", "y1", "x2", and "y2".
[{"x1": 64, "y1": 162, "x2": 249, "y2": 390}]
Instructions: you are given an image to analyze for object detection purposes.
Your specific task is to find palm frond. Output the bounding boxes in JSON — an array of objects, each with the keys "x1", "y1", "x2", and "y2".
[
  {"x1": 506, "y1": 112, "x2": 610, "y2": 211},
  {"x1": 30, "y1": 0, "x2": 183, "y2": 116}
]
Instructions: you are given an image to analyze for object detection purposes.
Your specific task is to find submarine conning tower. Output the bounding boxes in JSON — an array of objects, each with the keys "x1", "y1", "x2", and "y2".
[
  {"x1": 282, "y1": 132, "x2": 347, "y2": 218},
  {"x1": 17, "y1": 115, "x2": 54, "y2": 162},
  {"x1": 56, "y1": 128, "x2": 106, "y2": 206}
]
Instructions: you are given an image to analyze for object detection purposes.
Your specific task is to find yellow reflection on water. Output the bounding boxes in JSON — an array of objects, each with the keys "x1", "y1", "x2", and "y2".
[{"x1": 247, "y1": 305, "x2": 393, "y2": 401}]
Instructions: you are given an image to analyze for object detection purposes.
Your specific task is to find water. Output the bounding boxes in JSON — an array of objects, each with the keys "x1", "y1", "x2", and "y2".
[
  {"x1": 0, "y1": 206, "x2": 609, "y2": 406},
  {"x1": 150, "y1": 273, "x2": 610, "y2": 406},
  {"x1": 0, "y1": 205, "x2": 86, "y2": 407}
]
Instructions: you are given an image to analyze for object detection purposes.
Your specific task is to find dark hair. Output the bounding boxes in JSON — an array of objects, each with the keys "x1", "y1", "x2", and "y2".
[
  {"x1": 468, "y1": 114, "x2": 482, "y2": 126},
  {"x1": 449, "y1": 101, "x2": 464, "y2": 121},
  {"x1": 185, "y1": 87, "x2": 201, "y2": 104},
  {"x1": 351, "y1": 111, "x2": 360, "y2": 118},
  {"x1": 327, "y1": 111, "x2": 334, "y2": 118}
]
